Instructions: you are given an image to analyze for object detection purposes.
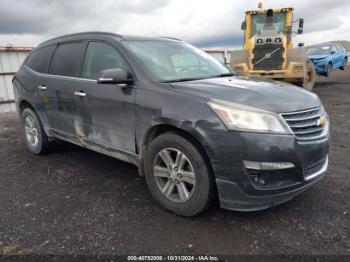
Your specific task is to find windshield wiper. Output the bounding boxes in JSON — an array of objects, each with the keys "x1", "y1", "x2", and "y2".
[
  {"x1": 160, "y1": 73, "x2": 237, "y2": 83},
  {"x1": 160, "y1": 77, "x2": 210, "y2": 83},
  {"x1": 211, "y1": 73, "x2": 237, "y2": 77}
]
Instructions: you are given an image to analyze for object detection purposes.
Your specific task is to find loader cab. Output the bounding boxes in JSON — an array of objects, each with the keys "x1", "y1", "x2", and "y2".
[
  {"x1": 242, "y1": 8, "x2": 295, "y2": 50},
  {"x1": 251, "y1": 11, "x2": 286, "y2": 36},
  {"x1": 232, "y1": 6, "x2": 315, "y2": 90}
]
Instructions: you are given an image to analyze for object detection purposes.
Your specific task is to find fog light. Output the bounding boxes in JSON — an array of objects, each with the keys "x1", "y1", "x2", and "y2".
[{"x1": 244, "y1": 161, "x2": 295, "y2": 170}]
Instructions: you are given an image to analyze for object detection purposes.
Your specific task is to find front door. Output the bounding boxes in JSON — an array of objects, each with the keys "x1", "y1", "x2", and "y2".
[{"x1": 73, "y1": 41, "x2": 136, "y2": 154}]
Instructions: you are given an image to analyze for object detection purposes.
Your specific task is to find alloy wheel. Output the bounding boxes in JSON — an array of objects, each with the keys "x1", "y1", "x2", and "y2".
[
  {"x1": 153, "y1": 148, "x2": 196, "y2": 203},
  {"x1": 24, "y1": 115, "x2": 39, "y2": 147}
]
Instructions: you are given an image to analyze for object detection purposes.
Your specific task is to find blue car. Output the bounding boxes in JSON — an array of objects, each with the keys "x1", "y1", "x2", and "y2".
[{"x1": 307, "y1": 42, "x2": 347, "y2": 76}]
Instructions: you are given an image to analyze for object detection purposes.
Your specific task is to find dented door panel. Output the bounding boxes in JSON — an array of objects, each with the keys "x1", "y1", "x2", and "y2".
[
  {"x1": 44, "y1": 75, "x2": 81, "y2": 137},
  {"x1": 72, "y1": 79, "x2": 136, "y2": 154}
]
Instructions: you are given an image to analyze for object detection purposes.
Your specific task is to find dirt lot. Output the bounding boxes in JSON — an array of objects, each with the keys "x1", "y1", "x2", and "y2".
[{"x1": 0, "y1": 70, "x2": 349, "y2": 256}]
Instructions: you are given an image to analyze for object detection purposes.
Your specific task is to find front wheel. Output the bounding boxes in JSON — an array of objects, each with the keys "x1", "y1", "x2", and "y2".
[
  {"x1": 144, "y1": 133, "x2": 214, "y2": 216},
  {"x1": 294, "y1": 61, "x2": 315, "y2": 91},
  {"x1": 303, "y1": 61, "x2": 316, "y2": 91}
]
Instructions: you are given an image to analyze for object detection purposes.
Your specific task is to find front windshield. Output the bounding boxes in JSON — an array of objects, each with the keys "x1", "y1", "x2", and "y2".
[
  {"x1": 307, "y1": 45, "x2": 332, "y2": 55},
  {"x1": 122, "y1": 40, "x2": 232, "y2": 82},
  {"x1": 251, "y1": 12, "x2": 286, "y2": 36}
]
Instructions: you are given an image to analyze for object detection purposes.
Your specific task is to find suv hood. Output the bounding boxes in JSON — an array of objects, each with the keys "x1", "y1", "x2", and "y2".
[
  {"x1": 308, "y1": 54, "x2": 329, "y2": 60},
  {"x1": 170, "y1": 76, "x2": 320, "y2": 113}
]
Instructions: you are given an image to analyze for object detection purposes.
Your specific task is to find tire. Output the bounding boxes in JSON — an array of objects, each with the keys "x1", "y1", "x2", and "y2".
[
  {"x1": 21, "y1": 108, "x2": 49, "y2": 154},
  {"x1": 144, "y1": 132, "x2": 214, "y2": 216},
  {"x1": 340, "y1": 58, "x2": 347, "y2": 70},
  {"x1": 302, "y1": 61, "x2": 316, "y2": 91},
  {"x1": 293, "y1": 61, "x2": 315, "y2": 91},
  {"x1": 324, "y1": 63, "x2": 332, "y2": 77}
]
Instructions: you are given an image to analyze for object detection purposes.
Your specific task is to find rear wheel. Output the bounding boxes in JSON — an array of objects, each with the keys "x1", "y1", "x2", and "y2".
[
  {"x1": 144, "y1": 132, "x2": 214, "y2": 216},
  {"x1": 21, "y1": 108, "x2": 49, "y2": 154},
  {"x1": 340, "y1": 58, "x2": 347, "y2": 70}
]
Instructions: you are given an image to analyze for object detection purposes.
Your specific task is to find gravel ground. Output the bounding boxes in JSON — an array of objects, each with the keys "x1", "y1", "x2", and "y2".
[{"x1": 0, "y1": 70, "x2": 349, "y2": 256}]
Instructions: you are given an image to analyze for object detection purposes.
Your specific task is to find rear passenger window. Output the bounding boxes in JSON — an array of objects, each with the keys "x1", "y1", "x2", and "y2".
[
  {"x1": 26, "y1": 45, "x2": 56, "y2": 73},
  {"x1": 50, "y1": 42, "x2": 86, "y2": 77},
  {"x1": 82, "y1": 42, "x2": 129, "y2": 80}
]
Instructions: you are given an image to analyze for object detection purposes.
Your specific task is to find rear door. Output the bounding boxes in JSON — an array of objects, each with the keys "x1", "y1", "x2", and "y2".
[
  {"x1": 333, "y1": 44, "x2": 342, "y2": 68},
  {"x1": 45, "y1": 41, "x2": 87, "y2": 139},
  {"x1": 336, "y1": 44, "x2": 346, "y2": 66},
  {"x1": 21, "y1": 45, "x2": 56, "y2": 127},
  {"x1": 72, "y1": 41, "x2": 136, "y2": 153}
]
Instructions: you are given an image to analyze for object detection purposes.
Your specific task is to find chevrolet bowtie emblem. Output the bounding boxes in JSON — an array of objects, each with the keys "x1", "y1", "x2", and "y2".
[{"x1": 317, "y1": 116, "x2": 326, "y2": 127}]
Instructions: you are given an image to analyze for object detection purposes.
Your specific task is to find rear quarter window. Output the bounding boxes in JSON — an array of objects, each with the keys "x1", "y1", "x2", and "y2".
[
  {"x1": 49, "y1": 42, "x2": 86, "y2": 77},
  {"x1": 26, "y1": 45, "x2": 56, "y2": 74}
]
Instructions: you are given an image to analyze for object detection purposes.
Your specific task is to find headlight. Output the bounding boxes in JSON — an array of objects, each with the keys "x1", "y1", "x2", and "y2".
[{"x1": 207, "y1": 99, "x2": 290, "y2": 134}]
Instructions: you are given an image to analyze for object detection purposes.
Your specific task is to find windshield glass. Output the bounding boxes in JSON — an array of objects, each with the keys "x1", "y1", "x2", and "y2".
[
  {"x1": 307, "y1": 45, "x2": 332, "y2": 55},
  {"x1": 251, "y1": 12, "x2": 286, "y2": 36},
  {"x1": 122, "y1": 40, "x2": 232, "y2": 82}
]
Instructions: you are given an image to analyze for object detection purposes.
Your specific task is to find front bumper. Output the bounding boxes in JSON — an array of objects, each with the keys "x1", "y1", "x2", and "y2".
[
  {"x1": 310, "y1": 60, "x2": 327, "y2": 73},
  {"x1": 233, "y1": 62, "x2": 305, "y2": 80},
  {"x1": 216, "y1": 156, "x2": 328, "y2": 211},
  {"x1": 205, "y1": 129, "x2": 330, "y2": 211}
]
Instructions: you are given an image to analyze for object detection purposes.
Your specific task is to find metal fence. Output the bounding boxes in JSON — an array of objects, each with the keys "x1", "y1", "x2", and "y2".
[
  {"x1": 202, "y1": 48, "x2": 233, "y2": 66},
  {"x1": 0, "y1": 46, "x2": 31, "y2": 113}
]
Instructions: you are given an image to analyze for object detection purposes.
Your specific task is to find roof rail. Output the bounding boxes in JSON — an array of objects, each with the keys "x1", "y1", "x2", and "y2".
[
  {"x1": 159, "y1": 36, "x2": 183, "y2": 41},
  {"x1": 39, "y1": 31, "x2": 123, "y2": 46}
]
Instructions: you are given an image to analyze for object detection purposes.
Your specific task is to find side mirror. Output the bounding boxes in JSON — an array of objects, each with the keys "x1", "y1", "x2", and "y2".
[
  {"x1": 331, "y1": 50, "x2": 336, "y2": 55},
  {"x1": 298, "y1": 18, "x2": 304, "y2": 34},
  {"x1": 241, "y1": 21, "x2": 247, "y2": 30},
  {"x1": 97, "y1": 68, "x2": 133, "y2": 85},
  {"x1": 299, "y1": 18, "x2": 304, "y2": 29}
]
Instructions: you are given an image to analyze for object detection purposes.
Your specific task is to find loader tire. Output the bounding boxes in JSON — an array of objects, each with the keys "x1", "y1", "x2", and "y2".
[
  {"x1": 295, "y1": 61, "x2": 315, "y2": 91},
  {"x1": 303, "y1": 61, "x2": 316, "y2": 91}
]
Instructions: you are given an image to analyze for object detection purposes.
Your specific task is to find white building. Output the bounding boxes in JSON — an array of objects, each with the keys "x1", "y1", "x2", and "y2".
[{"x1": 0, "y1": 46, "x2": 31, "y2": 113}]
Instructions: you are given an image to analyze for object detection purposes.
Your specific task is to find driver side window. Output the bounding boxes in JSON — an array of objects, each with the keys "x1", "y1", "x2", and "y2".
[{"x1": 82, "y1": 42, "x2": 129, "y2": 80}]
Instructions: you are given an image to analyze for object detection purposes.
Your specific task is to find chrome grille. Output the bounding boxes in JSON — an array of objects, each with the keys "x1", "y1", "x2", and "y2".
[{"x1": 281, "y1": 107, "x2": 326, "y2": 140}]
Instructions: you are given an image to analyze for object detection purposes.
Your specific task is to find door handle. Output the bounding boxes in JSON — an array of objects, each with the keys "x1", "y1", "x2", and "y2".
[
  {"x1": 38, "y1": 85, "x2": 47, "y2": 90},
  {"x1": 74, "y1": 91, "x2": 87, "y2": 97}
]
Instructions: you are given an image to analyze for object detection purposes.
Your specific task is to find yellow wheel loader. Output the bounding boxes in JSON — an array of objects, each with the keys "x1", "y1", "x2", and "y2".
[{"x1": 231, "y1": 6, "x2": 315, "y2": 91}]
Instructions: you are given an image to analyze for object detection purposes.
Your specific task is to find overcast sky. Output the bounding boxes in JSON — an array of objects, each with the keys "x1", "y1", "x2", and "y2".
[{"x1": 0, "y1": 0, "x2": 349, "y2": 48}]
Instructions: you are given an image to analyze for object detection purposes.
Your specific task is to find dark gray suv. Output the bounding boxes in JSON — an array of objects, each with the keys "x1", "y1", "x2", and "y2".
[{"x1": 13, "y1": 32, "x2": 330, "y2": 216}]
